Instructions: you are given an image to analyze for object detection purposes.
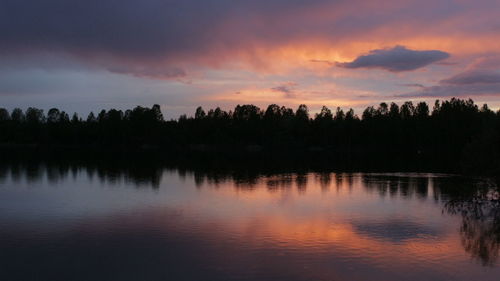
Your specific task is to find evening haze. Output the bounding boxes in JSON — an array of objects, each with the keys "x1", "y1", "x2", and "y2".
[{"x1": 2, "y1": 0, "x2": 500, "y2": 118}]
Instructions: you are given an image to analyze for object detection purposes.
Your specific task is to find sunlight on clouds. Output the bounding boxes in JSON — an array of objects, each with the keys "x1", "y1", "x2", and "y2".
[
  {"x1": 207, "y1": 82, "x2": 378, "y2": 112},
  {"x1": 2, "y1": 0, "x2": 500, "y2": 113}
]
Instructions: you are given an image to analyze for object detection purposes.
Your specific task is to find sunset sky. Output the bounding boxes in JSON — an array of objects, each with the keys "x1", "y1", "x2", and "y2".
[{"x1": 2, "y1": 0, "x2": 500, "y2": 118}]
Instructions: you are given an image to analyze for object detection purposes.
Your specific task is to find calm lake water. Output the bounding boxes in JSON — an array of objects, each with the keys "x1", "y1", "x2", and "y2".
[{"x1": 0, "y1": 164, "x2": 499, "y2": 281}]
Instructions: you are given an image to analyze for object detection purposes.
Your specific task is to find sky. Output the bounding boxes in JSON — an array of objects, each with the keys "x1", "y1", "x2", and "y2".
[{"x1": 1, "y1": 0, "x2": 500, "y2": 119}]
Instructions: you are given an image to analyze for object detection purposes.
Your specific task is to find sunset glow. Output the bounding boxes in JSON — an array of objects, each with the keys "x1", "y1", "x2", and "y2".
[{"x1": 1, "y1": 0, "x2": 500, "y2": 117}]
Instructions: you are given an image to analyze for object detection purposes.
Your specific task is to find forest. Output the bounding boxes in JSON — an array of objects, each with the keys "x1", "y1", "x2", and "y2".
[{"x1": 0, "y1": 98, "x2": 499, "y2": 174}]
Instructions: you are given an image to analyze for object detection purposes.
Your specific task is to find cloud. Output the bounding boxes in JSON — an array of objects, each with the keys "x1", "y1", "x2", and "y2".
[
  {"x1": 398, "y1": 55, "x2": 500, "y2": 97},
  {"x1": 271, "y1": 82, "x2": 298, "y2": 98},
  {"x1": 1, "y1": 0, "x2": 495, "y2": 74},
  {"x1": 310, "y1": 59, "x2": 335, "y2": 66},
  {"x1": 398, "y1": 84, "x2": 500, "y2": 98},
  {"x1": 2, "y1": 0, "x2": 500, "y2": 112},
  {"x1": 337, "y1": 46, "x2": 450, "y2": 72},
  {"x1": 0, "y1": 0, "x2": 326, "y2": 59},
  {"x1": 106, "y1": 65, "x2": 187, "y2": 80},
  {"x1": 434, "y1": 61, "x2": 458, "y2": 66},
  {"x1": 399, "y1": 83, "x2": 425, "y2": 88},
  {"x1": 441, "y1": 56, "x2": 500, "y2": 86},
  {"x1": 440, "y1": 71, "x2": 500, "y2": 85}
]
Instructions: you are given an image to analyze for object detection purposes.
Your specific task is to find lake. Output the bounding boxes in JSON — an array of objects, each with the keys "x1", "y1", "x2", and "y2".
[{"x1": 0, "y1": 163, "x2": 499, "y2": 281}]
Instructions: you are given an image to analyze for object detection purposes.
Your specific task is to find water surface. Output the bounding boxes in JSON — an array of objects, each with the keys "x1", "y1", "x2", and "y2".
[{"x1": 0, "y1": 165, "x2": 499, "y2": 281}]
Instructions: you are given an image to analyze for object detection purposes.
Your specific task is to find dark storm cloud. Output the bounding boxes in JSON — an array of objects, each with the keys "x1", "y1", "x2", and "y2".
[
  {"x1": 0, "y1": 0, "x2": 335, "y2": 78},
  {"x1": 0, "y1": 0, "x2": 221, "y2": 56},
  {"x1": 337, "y1": 46, "x2": 450, "y2": 72},
  {"x1": 0, "y1": 0, "x2": 479, "y2": 81},
  {"x1": 0, "y1": 0, "x2": 325, "y2": 57}
]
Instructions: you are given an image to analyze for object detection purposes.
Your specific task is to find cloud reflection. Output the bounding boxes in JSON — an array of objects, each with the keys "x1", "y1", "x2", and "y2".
[{"x1": 0, "y1": 162, "x2": 499, "y2": 274}]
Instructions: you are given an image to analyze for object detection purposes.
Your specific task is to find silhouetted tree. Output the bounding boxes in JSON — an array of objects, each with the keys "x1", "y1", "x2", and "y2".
[
  {"x1": 25, "y1": 107, "x2": 44, "y2": 124},
  {"x1": 265, "y1": 104, "x2": 282, "y2": 121},
  {"x1": 0, "y1": 108, "x2": 10, "y2": 121},
  {"x1": 334, "y1": 107, "x2": 345, "y2": 121},
  {"x1": 195, "y1": 106, "x2": 206, "y2": 120},
  {"x1": 315, "y1": 106, "x2": 333, "y2": 121},
  {"x1": 0, "y1": 99, "x2": 498, "y2": 174},
  {"x1": 59, "y1": 111, "x2": 70, "y2": 123},
  {"x1": 47, "y1": 108, "x2": 60, "y2": 123},
  {"x1": 389, "y1": 102, "x2": 400, "y2": 119},
  {"x1": 71, "y1": 113, "x2": 80, "y2": 123},
  {"x1": 376, "y1": 102, "x2": 389, "y2": 117},
  {"x1": 233, "y1": 105, "x2": 261, "y2": 121},
  {"x1": 87, "y1": 112, "x2": 97, "y2": 123},
  {"x1": 415, "y1": 102, "x2": 429, "y2": 118},
  {"x1": 400, "y1": 101, "x2": 415, "y2": 119},
  {"x1": 11, "y1": 108, "x2": 25, "y2": 122},
  {"x1": 97, "y1": 110, "x2": 107, "y2": 122},
  {"x1": 295, "y1": 104, "x2": 309, "y2": 122},
  {"x1": 362, "y1": 106, "x2": 375, "y2": 120},
  {"x1": 152, "y1": 104, "x2": 164, "y2": 121},
  {"x1": 345, "y1": 108, "x2": 356, "y2": 121}
]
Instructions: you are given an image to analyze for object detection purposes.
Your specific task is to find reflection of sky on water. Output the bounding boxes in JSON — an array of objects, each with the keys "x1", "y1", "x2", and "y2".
[
  {"x1": 0, "y1": 166, "x2": 499, "y2": 281},
  {"x1": 352, "y1": 219, "x2": 442, "y2": 242}
]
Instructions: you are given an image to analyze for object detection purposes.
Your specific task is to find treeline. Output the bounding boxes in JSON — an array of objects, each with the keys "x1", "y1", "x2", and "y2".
[{"x1": 1, "y1": 98, "x2": 499, "y2": 173}]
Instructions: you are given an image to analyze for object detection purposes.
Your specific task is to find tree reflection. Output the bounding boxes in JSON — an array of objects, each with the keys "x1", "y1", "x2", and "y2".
[
  {"x1": 361, "y1": 175, "x2": 500, "y2": 266},
  {"x1": 0, "y1": 161, "x2": 164, "y2": 188},
  {"x1": 442, "y1": 180, "x2": 500, "y2": 266},
  {"x1": 361, "y1": 175, "x2": 429, "y2": 199},
  {"x1": 1, "y1": 159, "x2": 499, "y2": 266}
]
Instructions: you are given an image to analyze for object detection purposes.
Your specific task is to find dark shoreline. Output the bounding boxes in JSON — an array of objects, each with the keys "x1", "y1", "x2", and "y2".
[
  {"x1": 2, "y1": 98, "x2": 499, "y2": 175},
  {"x1": 0, "y1": 143, "x2": 493, "y2": 176}
]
